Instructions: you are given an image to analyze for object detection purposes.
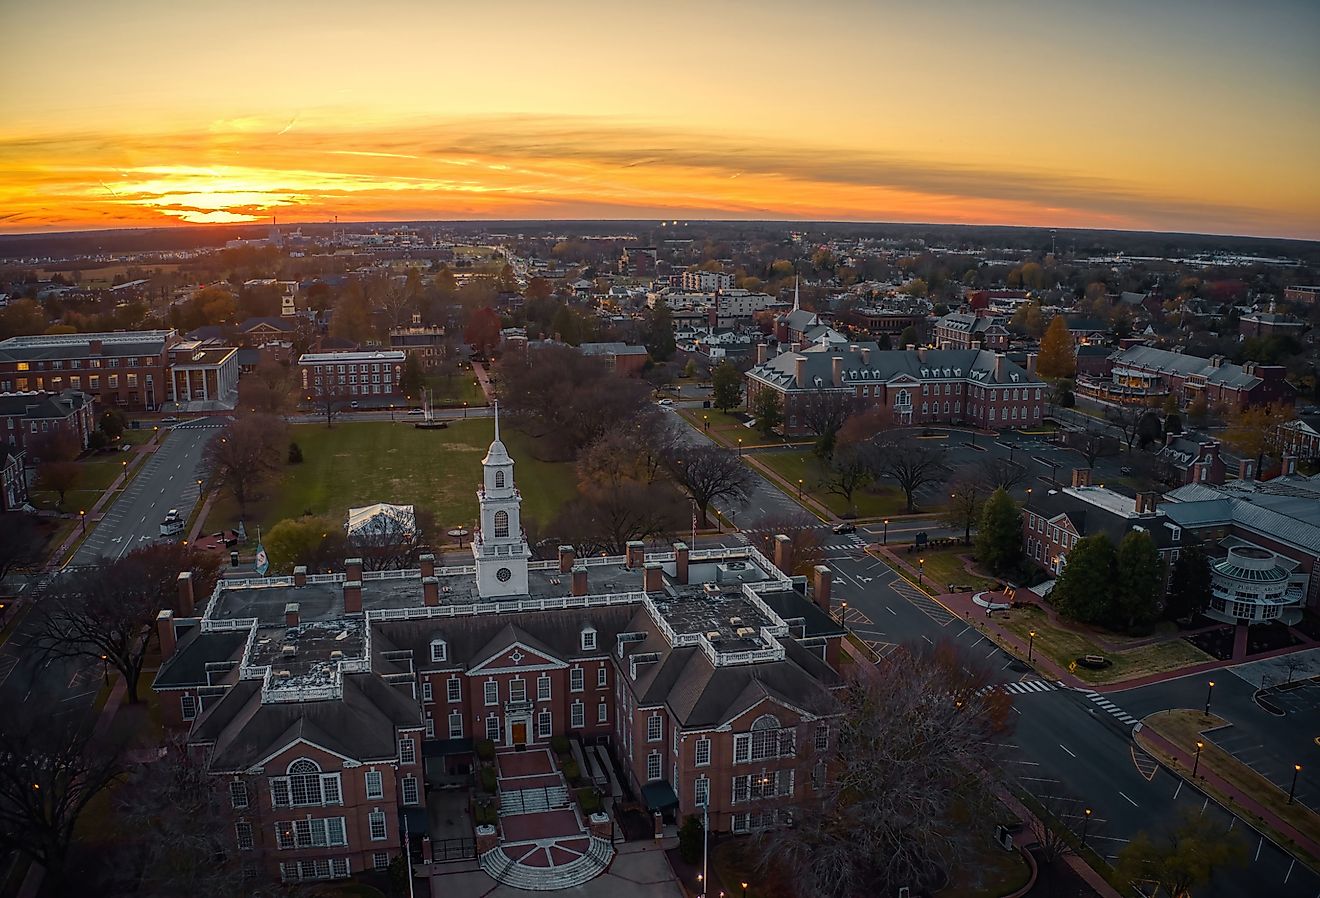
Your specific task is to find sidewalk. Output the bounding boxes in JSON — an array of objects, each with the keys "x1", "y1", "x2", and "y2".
[{"x1": 471, "y1": 361, "x2": 495, "y2": 402}]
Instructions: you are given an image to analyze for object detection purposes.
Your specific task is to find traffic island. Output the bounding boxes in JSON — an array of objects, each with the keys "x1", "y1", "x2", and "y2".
[{"x1": 1135, "y1": 709, "x2": 1320, "y2": 870}]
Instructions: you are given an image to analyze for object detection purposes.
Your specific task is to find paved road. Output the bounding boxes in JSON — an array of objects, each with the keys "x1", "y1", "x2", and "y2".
[
  {"x1": 72, "y1": 420, "x2": 221, "y2": 564},
  {"x1": 289, "y1": 406, "x2": 494, "y2": 425}
]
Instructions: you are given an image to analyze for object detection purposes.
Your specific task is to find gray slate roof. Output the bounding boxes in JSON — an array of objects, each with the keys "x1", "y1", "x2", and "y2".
[
  {"x1": 1163, "y1": 476, "x2": 1320, "y2": 555},
  {"x1": 1025, "y1": 487, "x2": 1179, "y2": 551},
  {"x1": 1109, "y1": 345, "x2": 1262, "y2": 390},
  {"x1": 749, "y1": 345, "x2": 1042, "y2": 392}
]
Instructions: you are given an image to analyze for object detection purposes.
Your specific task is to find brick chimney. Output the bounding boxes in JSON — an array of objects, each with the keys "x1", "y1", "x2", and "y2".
[
  {"x1": 795, "y1": 355, "x2": 807, "y2": 387},
  {"x1": 1071, "y1": 468, "x2": 1092, "y2": 488},
  {"x1": 756, "y1": 343, "x2": 769, "y2": 365},
  {"x1": 176, "y1": 571, "x2": 194, "y2": 617},
  {"x1": 673, "y1": 542, "x2": 689, "y2": 584},
  {"x1": 343, "y1": 580, "x2": 362, "y2": 614},
  {"x1": 559, "y1": 545, "x2": 576, "y2": 573},
  {"x1": 423, "y1": 576, "x2": 439, "y2": 606},
  {"x1": 346, "y1": 557, "x2": 363, "y2": 582},
  {"x1": 571, "y1": 564, "x2": 588, "y2": 597},
  {"x1": 419, "y1": 553, "x2": 435, "y2": 577},
  {"x1": 157, "y1": 609, "x2": 177, "y2": 658},
  {"x1": 831, "y1": 356, "x2": 844, "y2": 387},
  {"x1": 285, "y1": 602, "x2": 300, "y2": 627},
  {"x1": 644, "y1": 562, "x2": 664, "y2": 592},
  {"x1": 1026, "y1": 352, "x2": 1038, "y2": 378},
  {"x1": 1135, "y1": 491, "x2": 1158, "y2": 515},
  {"x1": 293, "y1": 565, "x2": 307, "y2": 587},
  {"x1": 1283, "y1": 455, "x2": 1297, "y2": 475},
  {"x1": 1238, "y1": 458, "x2": 1256, "y2": 481},
  {"x1": 790, "y1": 342, "x2": 802, "y2": 353},
  {"x1": 916, "y1": 346, "x2": 926, "y2": 363},
  {"x1": 626, "y1": 540, "x2": 645, "y2": 569},
  {"x1": 812, "y1": 565, "x2": 832, "y2": 614},
  {"x1": 860, "y1": 346, "x2": 871, "y2": 365},
  {"x1": 994, "y1": 353, "x2": 1005, "y2": 382},
  {"x1": 88, "y1": 339, "x2": 103, "y2": 355},
  {"x1": 774, "y1": 533, "x2": 793, "y2": 575}
]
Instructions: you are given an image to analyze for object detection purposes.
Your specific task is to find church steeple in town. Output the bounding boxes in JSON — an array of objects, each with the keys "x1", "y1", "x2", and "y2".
[{"x1": 474, "y1": 402, "x2": 530, "y2": 598}]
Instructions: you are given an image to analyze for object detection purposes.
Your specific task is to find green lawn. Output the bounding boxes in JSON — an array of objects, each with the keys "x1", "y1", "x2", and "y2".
[
  {"x1": 909, "y1": 546, "x2": 999, "y2": 593},
  {"x1": 207, "y1": 420, "x2": 577, "y2": 536},
  {"x1": 679, "y1": 408, "x2": 798, "y2": 447},
  {"x1": 29, "y1": 451, "x2": 135, "y2": 512},
  {"x1": 423, "y1": 373, "x2": 488, "y2": 407},
  {"x1": 756, "y1": 449, "x2": 906, "y2": 518}
]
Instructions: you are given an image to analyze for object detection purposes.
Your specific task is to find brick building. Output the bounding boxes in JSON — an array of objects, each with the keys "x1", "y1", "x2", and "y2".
[
  {"x1": 154, "y1": 415, "x2": 845, "y2": 886},
  {"x1": 577, "y1": 342, "x2": 649, "y2": 377},
  {"x1": 1238, "y1": 311, "x2": 1307, "y2": 340},
  {"x1": 0, "y1": 444, "x2": 27, "y2": 512},
  {"x1": 298, "y1": 350, "x2": 406, "y2": 401},
  {"x1": 0, "y1": 330, "x2": 180, "y2": 410},
  {"x1": 0, "y1": 389, "x2": 95, "y2": 455},
  {"x1": 746, "y1": 338, "x2": 1046, "y2": 435},
  {"x1": 1283, "y1": 286, "x2": 1320, "y2": 306},
  {"x1": 933, "y1": 312, "x2": 1009, "y2": 351},
  {"x1": 1155, "y1": 434, "x2": 1226, "y2": 486},
  {"x1": 1277, "y1": 419, "x2": 1320, "y2": 461},
  {"x1": 388, "y1": 324, "x2": 449, "y2": 370},
  {"x1": 680, "y1": 270, "x2": 733, "y2": 292},
  {"x1": 1101, "y1": 345, "x2": 1295, "y2": 411},
  {"x1": 1021, "y1": 470, "x2": 1182, "y2": 579}
]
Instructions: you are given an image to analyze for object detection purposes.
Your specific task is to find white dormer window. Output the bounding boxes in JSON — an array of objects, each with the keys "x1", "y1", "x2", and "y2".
[
  {"x1": 430, "y1": 639, "x2": 447, "y2": 663},
  {"x1": 581, "y1": 626, "x2": 597, "y2": 651}
]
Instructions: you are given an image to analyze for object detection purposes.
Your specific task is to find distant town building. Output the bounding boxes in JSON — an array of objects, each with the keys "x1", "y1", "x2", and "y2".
[
  {"x1": 1096, "y1": 345, "x2": 1294, "y2": 411},
  {"x1": 1238, "y1": 310, "x2": 1307, "y2": 340},
  {"x1": 680, "y1": 270, "x2": 734, "y2": 291},
  {"x1": 389, "y1": 323, "x2": 449, "y2": 370},
  {"x1": 1155, "y1": 434, "x2": 1226, "y2": 486},
  {"x1": 298, "y1": 350, "x2": 407, "y2": 400},
  {"x1": 0, "y1": 330, "x2": 180, "y2": 410},
  {"x1": 619, "y1": 247, "x2": 658, "y2": 277},
  {"x1": 0, "y1": 389, "x2": 96, "y2": 455},
  {"x1": 933, "y1": 312, "x2": 1010, "y2": 351},
  {"x1": 577, "y1": 342, "x2": 649, "y2": 377},
  {"x1": 1283, "y1": 285, "x2": 1320, "y2": 306}
]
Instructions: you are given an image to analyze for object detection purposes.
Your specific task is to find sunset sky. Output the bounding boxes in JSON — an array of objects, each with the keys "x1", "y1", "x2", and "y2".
[{"x1": 2, "y1": 0, "x2": 1318, "y2": 238}]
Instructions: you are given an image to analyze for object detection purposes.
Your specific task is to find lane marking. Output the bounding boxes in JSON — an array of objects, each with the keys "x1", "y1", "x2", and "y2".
[
  {"x1": 1059, "y1": 744, "x2": 1077, "y2": 758},
  {"x1": 1119, "y1": 791, "x2": 1139, "y2": 807}
]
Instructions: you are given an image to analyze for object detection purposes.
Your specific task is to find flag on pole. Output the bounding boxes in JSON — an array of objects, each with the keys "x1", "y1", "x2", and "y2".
[{"x1": 254, "y1": 525, "x2": 269, "y2": 576}]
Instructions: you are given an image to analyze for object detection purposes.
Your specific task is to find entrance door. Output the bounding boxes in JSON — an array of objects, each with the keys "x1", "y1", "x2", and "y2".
[{"x1": 511, "y1": 721, "x2": 528, "y2": 746}]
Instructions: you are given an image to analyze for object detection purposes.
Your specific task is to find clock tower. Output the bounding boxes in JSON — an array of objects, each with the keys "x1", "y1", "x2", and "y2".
[{"x1": 473, "y1": 403, "x2": 530, "y2": 598}]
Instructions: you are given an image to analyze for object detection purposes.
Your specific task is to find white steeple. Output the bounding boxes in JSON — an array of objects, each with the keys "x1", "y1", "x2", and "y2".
[
  {"x1": 792, "y1": 276, "x2": 799, "y2": 311},
  {"x1": 474, "y1": 402, "x2": 529, "y2": 598}
]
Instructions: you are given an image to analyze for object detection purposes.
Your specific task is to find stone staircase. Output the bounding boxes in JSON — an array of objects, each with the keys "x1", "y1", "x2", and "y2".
[
  {"x1": 479, "y1": 835, "x2": 615, "y2": 891},
  {"x1": 498, "y1": 785, "x2": 570, "y2": 815}
]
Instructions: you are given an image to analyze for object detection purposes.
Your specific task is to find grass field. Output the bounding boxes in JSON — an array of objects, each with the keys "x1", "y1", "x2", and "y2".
[
  {"x1": 423, "y1": 373, "x2": 488, "y2": 407},
  {"x1": 756, "y1": 449, "x2": 906, "y2": 518},
  {"x1": 999, "y1": 606, "x2": 1213, "y2": 684},
  {"x1": 906, "y1": 546, "x2": 999, "y2": 593},
  {"x1": 38, "y1": 263, "x2": 181, "y2": 289},
  {"x1": 205, "y1": 420, "x2": 578, "y2": 536},
  {"x1": 678, "y1": 407, "x2": 799, "y2": 448},
  {"x1": 29, "y1": 450, "x2": 135, "y2": 512}
]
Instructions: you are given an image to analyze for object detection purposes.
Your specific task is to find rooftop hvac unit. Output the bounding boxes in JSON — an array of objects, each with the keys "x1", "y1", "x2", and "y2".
[
  {"x1": 706, "y1": 630, "x2": 722, "y2": 641},
  {"x1": 729, "y1": 616, "x2": 744, "y2": 626},
  {"x1": 735, "y1": 627, "x2": 756, "y2": 638},
  {"x1": 329, "y1": 650, "x2": 343, "y2": 660},
  {"x1": 275, "y1": 669, "x2": 292, "y2": 679},
  {"x1": 281, "y1": 644, "x2": 297, "y2": 656}
]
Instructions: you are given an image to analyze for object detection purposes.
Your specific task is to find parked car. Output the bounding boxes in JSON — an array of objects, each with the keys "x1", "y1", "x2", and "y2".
[
  {"x1": 658, "y1": 398, "x2": 675, "y2": 407},
  {"x1": 406, "y1": 408, "x2": 424, "y2": 416},
  {"x1": 350, "y1": 400, "x2": 360, "y2": 409},
  {"x1": 832, "y1": 522, "x2": 857, "y2": 534},
  {"x1": 160, "y1": 416, "x2": 179, "y2": 424},
  {"x1": 1120, "y1": 465, "x2": 1133, "y2": 475}
]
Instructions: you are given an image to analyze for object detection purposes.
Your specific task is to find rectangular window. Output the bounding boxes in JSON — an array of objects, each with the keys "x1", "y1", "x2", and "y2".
[
  {"x1": 430, "y1": 641, "x2": 447, "y2": 663},
  {"x1": 732, "y1": 775, "x2": 749, "y2": 803},
  {"x1": 235, "y1": 821, "x2": 254, "y2": 851},
  {"x1": 230, "y1": 780, "x2": 249, "y2": 809},
  {"x1": 421, "y1": 681, "x2": 432, "y2": 702},
  {"x1": 425, "y1": 717, "x2": 435, "y2": 738},
  {"x1": 448, "y1": 677, "x2": 462, "y2": 703},
  {"x1": 402, "y1": 776, "x2": 419, "y2": 806},
  {"x1": 647, "y1": 715, "x2": 662, "y2": 742},
  {"x1": 733, "y1": 734, "x2": 750, "y2": 764},
  {"x1": 597, "y1": 666, "x2": 608, "y2": 688},
  {"x1": 399, "y1": 737, "x2": 416, "y2": 765},
  {"x1": 271, "y1": 779, "x2": 291, "y2": 808},
  {"x1": 539, "y1": 710, "x2": 552, "y2": 738},
  {"x1": 449, "y1": 711, "x2": 464, "y2": 739},
  {"x1": 374, "y1": 852, "x2": 390, "y2": 871},
  {"x1": 369, "y1": 810, "x2": 387, "y2": 841},
  {"x1": 571, "y1": 668, "x2": 584, "y2": 692},
  {"x1": 181, "y1": 694, "x2": 198, "y2": 721},
  {"x1": 537, "y1": 674, "x2": 551, "y2": 701},
  {"x1": 571, "y1": 701, "x2": 585, "y2": 728},
  {"x1": 597, "y1": 701, "x2": 607, "y2": 723},
  {"x1": 484, "y1": 680, "x2": 498, "y2": 706},
  {"x1": 321, "y1": 774, "x2": 342, "y2": 805},
  {"x1": 695, "y1": 776, "x2": 710, "y2": 808},
  {"x1": 509, "y1": 679, "x2": 526, "y2": 703},
  {"x1": 485, "y1": 716, "x2": 501, "y2": 742},
  {"x1": 647, "y1": 752, "x2": 662, "y2": 782},
  {"x1": 365, "y1": 770, "x2": 384, "y2": 800},
  {"x1": 696, "y1": 738, "x2": 711, "y2": 767}
]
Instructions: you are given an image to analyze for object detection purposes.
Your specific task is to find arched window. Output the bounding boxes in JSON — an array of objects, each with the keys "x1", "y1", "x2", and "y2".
[
  {"x1": 494, "y1": 470, "x2": 506, "y2": 489},
  {"x1": 749, "y1": 714, "x2": 783, "y2": 761},
  {"x1": 287, "y1": 758, "x2": 322, "y2": 805},
  {"x1": 494, "y1": 510, "x2": 509, "y2": 538}
]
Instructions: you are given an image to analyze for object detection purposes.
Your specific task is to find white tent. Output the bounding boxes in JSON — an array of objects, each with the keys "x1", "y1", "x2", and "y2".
[{"x1": 346, "y1": 503, "x2": 416, "y2": 538}]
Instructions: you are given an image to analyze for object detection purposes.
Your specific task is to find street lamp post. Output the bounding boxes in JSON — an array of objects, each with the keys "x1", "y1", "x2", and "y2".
[
  {"x1": 838, "y1": 600, "x2": 848, "y2": 624},
  {"x1": 1193, "y1": 741, "x2": 1203, "y2": 778},
  {"x1": 918, "y1": 557, "x2": 925, "y2": 585},
  {"x1": 703, "y1": 414, "x2": 710, "y2": 432},
  {"x1": 1028, "y1": 630, "x2": 1037, "y2": 663},
  {"x1": 1081, "y1": 808, "x2": 1092, "y2": 848},
  {"x1": 79, "y1": 510, "x2": 86, "y2": 535},
  {"x1": 1289, "y1": 764, "x2": 1302, "y2": 804},
  {"x1": 883, "y1": 519, "x2": 889, "y2": 545},
  {"x1": 797, "y1": 478, "x2": 803, "y2": 499},
  {"x1": 390, "y1": 403, "x2": 395, "y2": 422},
  {"x1": 741, "y1": 883, "x2": 748, "y2": 898},
  {"x1": 463, "y1": 401, "x2": 468, "y2": 419},
  {"x1": 100, "y1": 654, "x2": 109, "y2": 686},
  {"x1": 700, "y1": 804, "x2": 709, "y2": 897},
  {"x1": 1204, "y1": 680, "x2": 1216, "y2": 717},
  {"x1": 737, "y1": 438, "x2": 743, "y2": 456}
]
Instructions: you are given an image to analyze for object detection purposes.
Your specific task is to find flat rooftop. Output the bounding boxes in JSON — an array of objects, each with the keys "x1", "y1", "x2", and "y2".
[{"x1": 651, "y1": 583, "x2": 776, "y2": 654}]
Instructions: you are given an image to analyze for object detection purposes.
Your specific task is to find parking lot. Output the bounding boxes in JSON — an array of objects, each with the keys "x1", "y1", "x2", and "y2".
[{"x1": 1207, "y1": 680, "x2": 1320, "y2": 813}]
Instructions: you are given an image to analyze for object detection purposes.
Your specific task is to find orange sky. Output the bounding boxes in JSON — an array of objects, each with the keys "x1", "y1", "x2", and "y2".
[{"x1": 2, "y1": 0, "x2": 1318, "y2": 238}]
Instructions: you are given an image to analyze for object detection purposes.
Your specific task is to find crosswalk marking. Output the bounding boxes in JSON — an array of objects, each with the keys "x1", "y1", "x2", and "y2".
[
  {"x1": 1080, "y1": 690, "x2": 1140, "y2": 726},
  {"x1": 979, "y1": 679, "x2": 1059, "y2": 696},
  {"x1": 889, "y1": 579, "x2": 956, "y2": 626}
]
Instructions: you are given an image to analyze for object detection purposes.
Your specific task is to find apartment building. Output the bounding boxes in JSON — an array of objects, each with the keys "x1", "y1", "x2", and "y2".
[
  {"x1": 680, "y1": 270, "x2": 734, "y2": 291},
  {"x1": 154, "y1": 416, "x2": 845, "y2": 886}
]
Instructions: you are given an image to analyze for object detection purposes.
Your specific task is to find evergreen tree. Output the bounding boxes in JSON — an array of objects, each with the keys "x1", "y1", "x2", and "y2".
[
  {"x1": 399, "y1": 353, "x2": 426, "y2": 397},
  {"x1": 974, "y1": 488, "x2": 1023, "y2": 577},
  {"x1": 1036, "y1": 315, "x2": 1077, "y2": 379},
  {"x1": 1114, "y1": 530, "x2": 1163, "y2": 631},
  {"x1": 1049, "y1": 534, "x2": 1116, "y2": 624},
  {"x1": 752, "y1": 389, "x2": 784, "y2": 437},
  {"x1": 711, "y1": 360, "x2": 743, "y2": 412},
  {"x1": 1165, "y1": 544, "x2": 1211, "y2": 620}
]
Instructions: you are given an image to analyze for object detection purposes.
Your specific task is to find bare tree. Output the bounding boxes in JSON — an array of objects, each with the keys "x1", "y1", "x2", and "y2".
[
  {"x1": 348, "y1": 506, "x2": 432, "y2": 571},
  {"x1": 0, "y1": 710, "x2": 125, "y2": 885},
  {"x1": 1105, "y1": 403, "x2": 1146, "y2": 455},
  {"x1": 752, "y1": 642, "x2": 1011, "y2": 898},
  {"x1": 550, "y1": 483, "x2": 682, "y2": 556},
  {"x1": 663, "y1": 444, "x2": 753, "y2": 527},
  {"x1": 306, "y1": 378, "x2": 351, "y2": 428},
  {"x1": 203, "y1": 414, "x2": 286, "y2": 520},
  {"x1": 237, "y1": 358, "x2": 294, "y2": 416},
  {"x1": 745, "y1": 512, "x2": 823, "y2": 576},
  {"x1": 981, "y1": 456, "x2": 1028, "y2": 492},
  {"x1": 113, "y1": 740, "x2": 249, "y2": 898},
  {"x1": 819, "y1": 441, "x2": 876, "y2": 516},
  {"x1": 798, "y1": 390, "x2": 858, "y2": 454},
  {"x1": 942, "y1": 467, "x2": 986, "y2": 544},
  {"x1": 35, "y1": 543, "x2": 219, "y2": 704},
  {"x1": 872, "y1": 429, "x2": 948, "y2": 513},
  {"x1": 37, "y1": 460, "x2": 81, "y2": 511}
]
